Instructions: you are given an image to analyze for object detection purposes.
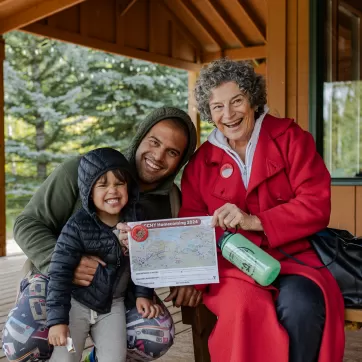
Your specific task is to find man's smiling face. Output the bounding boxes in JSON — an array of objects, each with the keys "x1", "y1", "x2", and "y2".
[{"x1": 135, "y1": 119, "x2": 188, "y2": 191}]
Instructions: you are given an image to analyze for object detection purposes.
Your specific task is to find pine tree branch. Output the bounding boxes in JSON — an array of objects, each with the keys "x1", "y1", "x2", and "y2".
[
  {"x1": 62, "y1": 116, "x2": 88, "y2": 126},
  {"x1": 44, "y1": 127, "x2": 63, "y2": 149}
]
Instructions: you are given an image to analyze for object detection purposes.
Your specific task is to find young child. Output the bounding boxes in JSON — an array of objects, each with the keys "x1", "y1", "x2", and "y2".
[{"x1": 46, "y1": 147, "x2": 162, "y2": 362}]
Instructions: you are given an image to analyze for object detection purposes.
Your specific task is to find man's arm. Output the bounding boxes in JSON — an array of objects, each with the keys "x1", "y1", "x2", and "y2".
[{"x1": 14, "y1": 157, "x2": 81, "y2": 275}]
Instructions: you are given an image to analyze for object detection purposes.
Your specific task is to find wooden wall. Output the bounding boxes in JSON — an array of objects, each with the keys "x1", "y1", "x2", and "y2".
[
  {"x1": 266, "y1": 0, "x2": 309, "y2": 130},
  {"x1": 267, "y1": 0, "x2": 362, "y2": 235},
  {"x1": 330, "y1": 186, "x2": 362, "y2": 235}
]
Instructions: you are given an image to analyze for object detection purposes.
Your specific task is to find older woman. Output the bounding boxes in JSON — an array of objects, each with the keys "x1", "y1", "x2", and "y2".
[{"x1": 179, "y1": 59, "x2": 344, "y2": 362}]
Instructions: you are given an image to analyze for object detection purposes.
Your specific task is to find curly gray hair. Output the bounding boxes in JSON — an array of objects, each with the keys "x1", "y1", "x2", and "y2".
[{"x1": 194, "y1": 58, "x2": 267, "y2": 123}]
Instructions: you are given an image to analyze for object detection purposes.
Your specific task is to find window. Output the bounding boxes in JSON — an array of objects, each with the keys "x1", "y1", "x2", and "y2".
[{"x1": 321, "y1": 0, "x2": 362, "y2": 179}]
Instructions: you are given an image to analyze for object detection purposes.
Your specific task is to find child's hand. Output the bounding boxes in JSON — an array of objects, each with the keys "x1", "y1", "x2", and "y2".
[
  {"x1": 115, "y1": 222, "x2": 130, "y2": 247},
  {"x1": 136, "y1": 297, "x2": 163, "y2": 319},
  {"x1": 114, "y1": 223, "x2": 130, "y2": 255},
  {"x1": 48, "y1": 324, "x2": 69, "y2": 346}
]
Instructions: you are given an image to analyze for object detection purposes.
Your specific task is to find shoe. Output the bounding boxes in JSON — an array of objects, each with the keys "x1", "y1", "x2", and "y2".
[{"x1": 83, "y1": 348, "x2": 96, "y2": 362}]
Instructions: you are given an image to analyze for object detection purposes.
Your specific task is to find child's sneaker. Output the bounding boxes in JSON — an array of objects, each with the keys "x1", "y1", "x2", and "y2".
[{"x1": 83, "y1": 348, "x2": 96, "y2": 362}]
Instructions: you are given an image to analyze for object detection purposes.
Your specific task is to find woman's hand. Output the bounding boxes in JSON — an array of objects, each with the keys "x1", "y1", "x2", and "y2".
[
  {"x1": 48, "y1": 324, "x2": 69, "y2": 346},
  {"x1": 211, "y1": 203, "x2": 263, "y2": 231},
  {"x1": 136, "y1": 297, "x2": 164, "y2": 319}
]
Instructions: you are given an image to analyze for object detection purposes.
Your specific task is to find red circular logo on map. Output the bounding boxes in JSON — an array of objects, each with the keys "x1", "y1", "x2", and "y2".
[{"x1": 131, "y1": 225, "x2": 149, "y2": 242}]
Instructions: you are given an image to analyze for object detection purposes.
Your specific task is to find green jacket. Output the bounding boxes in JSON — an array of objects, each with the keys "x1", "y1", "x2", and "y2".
[{"x1": 14, "y1": 107, "x2": 197, "y2": 275}]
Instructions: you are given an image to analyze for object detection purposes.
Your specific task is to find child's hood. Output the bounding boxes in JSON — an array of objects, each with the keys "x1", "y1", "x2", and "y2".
[{"x1": 77, "y1": 147, "x2": 137, "y2": 214}]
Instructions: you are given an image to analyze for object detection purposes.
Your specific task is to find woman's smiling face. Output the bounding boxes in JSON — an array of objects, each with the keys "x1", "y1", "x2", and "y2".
[{"x1": 209, "y1": 81, "x2": 256, "y2": 142}]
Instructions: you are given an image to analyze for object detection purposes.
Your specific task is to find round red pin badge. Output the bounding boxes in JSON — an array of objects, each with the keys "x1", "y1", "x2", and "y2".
[
  {"x1": 220, "y1": 163, "x2": 233, "y2": 179},
  {"x1": 131, "y1": 225, "x2": 149, "y2": 242}
]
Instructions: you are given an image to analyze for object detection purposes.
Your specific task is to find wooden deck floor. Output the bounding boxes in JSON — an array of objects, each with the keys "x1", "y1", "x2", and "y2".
[{"x1": 1, "y1": 255, "x2": 362, "y2": 361}]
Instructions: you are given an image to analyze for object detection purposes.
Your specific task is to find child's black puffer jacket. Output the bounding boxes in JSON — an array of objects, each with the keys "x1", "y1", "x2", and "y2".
[{"x1": 46, "y1": 148, "x2": 153, "y2": 328}]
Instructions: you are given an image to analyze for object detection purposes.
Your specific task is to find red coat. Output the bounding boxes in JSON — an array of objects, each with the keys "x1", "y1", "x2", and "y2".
[{"x1": 179, "y1": 114, "x2": 345, "y2": 362}]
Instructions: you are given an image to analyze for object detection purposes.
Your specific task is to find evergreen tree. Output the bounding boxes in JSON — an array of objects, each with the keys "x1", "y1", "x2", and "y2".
[
  {"x1": 77, "y1": 54, "x2": 188, "y2": 151},
  {"x1": 4, "y1": 32, "x2": 90, "y2": 179}
]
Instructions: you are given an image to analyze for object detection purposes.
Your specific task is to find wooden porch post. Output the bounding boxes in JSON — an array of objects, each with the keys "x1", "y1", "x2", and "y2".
[
  {"x1": 0, "y1": 37, "x2": 5, "y2": 257},
  {"x1": 266, "y1": 0, "x2": 286, "y2": 117},
  {"x1": 188, "y1": 71, "x2": 201, "y2": 147}
]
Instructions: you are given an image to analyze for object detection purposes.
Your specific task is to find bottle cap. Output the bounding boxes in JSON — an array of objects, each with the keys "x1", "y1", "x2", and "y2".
[{"x1": 217, "y1": 231, "x2": 233, "y2": 250}]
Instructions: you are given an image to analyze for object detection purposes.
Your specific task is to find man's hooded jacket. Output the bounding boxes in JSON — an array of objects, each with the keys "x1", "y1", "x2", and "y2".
[{"x1": 46, "y1": 148, "x2": 153, "y2": 327}]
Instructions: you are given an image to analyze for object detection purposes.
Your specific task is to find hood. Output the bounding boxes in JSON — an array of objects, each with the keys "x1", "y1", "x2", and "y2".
[
  {"x1": 78, "y1": 147, "x2": 137, "y2": 214},
  {"x1": 125, "y1": 107, "x2": 197, "y2": 194}
]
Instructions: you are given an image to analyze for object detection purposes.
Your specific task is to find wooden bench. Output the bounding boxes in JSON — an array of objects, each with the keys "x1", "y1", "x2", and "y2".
[
  {"x1": 344, "y1": 308, "x2": 362, "y2": 330},
  {"x1": 181, "y1": 306, "x2": 362, "y2": 362}
]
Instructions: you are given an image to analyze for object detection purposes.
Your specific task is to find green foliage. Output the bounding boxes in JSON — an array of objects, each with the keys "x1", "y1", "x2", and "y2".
[
  {"x1": 323, "y1": 81, "x2": 362, "y2": 177},
  {"x1": 200, "y1": 120, "x2": 215, "y2": 144},
  {"x1": 77, "y1": 55, "x2": 188, "y2": 151}
]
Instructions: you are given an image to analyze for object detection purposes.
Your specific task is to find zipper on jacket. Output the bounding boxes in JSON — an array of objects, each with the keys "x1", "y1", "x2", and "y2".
[
  {"x1": 111, "y1": 230, "x2": 124, "y2": 296},
  {"x1": 114, "y1": 232, "x2": 123, "y2": 268},
  {"x1": 102, "y1": 234, "x2": 124, "y2": 313}
]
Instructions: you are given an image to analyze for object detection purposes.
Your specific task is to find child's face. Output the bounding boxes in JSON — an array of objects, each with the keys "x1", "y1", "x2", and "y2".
[{"x1": 92, "y1": 171, "x2": 128, "y2": 216}]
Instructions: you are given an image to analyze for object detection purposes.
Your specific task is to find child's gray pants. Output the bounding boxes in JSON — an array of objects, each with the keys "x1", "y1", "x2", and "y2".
[{"x1": 49, "y1": 297, "x2": 127, "y2": 362}]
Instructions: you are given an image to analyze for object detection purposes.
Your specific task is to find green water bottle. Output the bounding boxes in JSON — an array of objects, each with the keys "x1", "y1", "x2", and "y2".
[{"x1": 218, "y1": 231, "x2": 281, "y2": 286}]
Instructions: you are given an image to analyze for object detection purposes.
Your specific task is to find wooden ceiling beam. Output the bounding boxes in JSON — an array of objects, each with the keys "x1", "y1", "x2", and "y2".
[
  {"x1": 161, "y1": 0, "x2": 203, "y2": 52},
  {"x1": 255, "y1": 61, "x2": 266, "y2": 75},
  {"x1": 178, "y1": 0, "x2": 223, "y2": 50},
  {"x1": 0, "y1": 0, "x2": 13, "y2": 6},
  {"x1": 119, "y1": 0, "x2": 138, "y2": 17},
  {"x1": 235, "y1": 0, "x2": 266, "y2": 43},
  {"x1": 203, "y1": 45, "x2": 267, "y2": 63},
  {"x1": 267, "y1": 0, "x2": 286, "y2": 117},
  {"x1": 207, "y1": 0, "x2": 248, "y2": 47},
  {"x1": 0, "y1": 0, "x2": 86, "y2": 34},
  {"x1": 202, "y1": 50, "x2": 223, "y2": 64},
  {"x1": 22, "y1": 22, "x2": 202, "y2": 71}
]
